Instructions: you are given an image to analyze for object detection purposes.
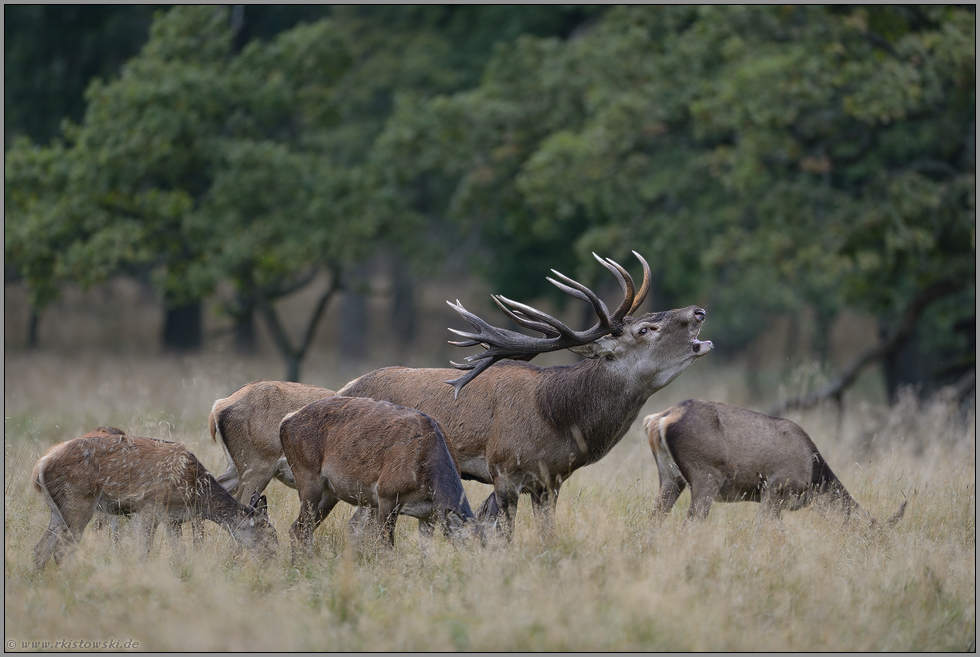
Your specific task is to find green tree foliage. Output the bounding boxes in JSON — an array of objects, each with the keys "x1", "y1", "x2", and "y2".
[
  {"x1": 4, "y1": 5, "x2": 162, "y2": 146},
  {"x1": 6, "y1": 5, "x2": 974, "y2": 396},
  {"x1": 6, "y1": 6, "x2": 372, "y2": 375},
  {"x1": 377, "y1": 5, "x2": 975, "y2": 395},
  {"x1": 5, "y1": 5, "x2": 599, "y2": 376}
]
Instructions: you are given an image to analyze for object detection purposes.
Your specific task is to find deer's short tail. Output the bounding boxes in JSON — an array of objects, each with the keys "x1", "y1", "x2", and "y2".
[
  {"x1": 208, "y1": 408, "x2": 219, "y2": 443},
  {"x1": 32, "y1": 446, "x2": 67, "y2": 522}
]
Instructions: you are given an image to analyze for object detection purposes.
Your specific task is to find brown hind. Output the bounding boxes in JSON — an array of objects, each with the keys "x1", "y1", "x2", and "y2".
[{"x1": 33, "y1": 427, "x2": 277, "y2": 571}]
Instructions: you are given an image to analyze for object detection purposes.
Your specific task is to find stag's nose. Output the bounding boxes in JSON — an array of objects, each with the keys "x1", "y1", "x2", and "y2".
[{"x1": 694, "y1": 309, "x2": 706, "y2": 323}]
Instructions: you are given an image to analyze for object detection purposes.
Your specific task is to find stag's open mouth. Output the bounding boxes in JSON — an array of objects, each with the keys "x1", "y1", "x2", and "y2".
[
  {"x1": 692, "y1": 339, "x2": 713, "y2": 355},
  {"x1": 692, "y1": 319, "x2": 712, "y2": 355}
]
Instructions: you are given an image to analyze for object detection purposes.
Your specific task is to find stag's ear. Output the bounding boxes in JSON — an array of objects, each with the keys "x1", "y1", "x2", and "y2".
[{"x1": 569, "y1": 335, "x2": 617, "y2": 359}]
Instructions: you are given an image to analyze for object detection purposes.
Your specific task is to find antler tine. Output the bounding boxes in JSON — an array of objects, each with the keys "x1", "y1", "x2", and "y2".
[
  {"x1": 494, "y1": 295, "x2": 574, "y2": 337},
  {"x1": 446, "y1": 358, "x2": 497, "y2": 399},
  {"x1": 547, "y1": 270, "x2": 612, "y2": 325},
  {"x1": 445, "y1": 252, "x2": 652, "y2": 395},
  {"x1": 594, "y1": 254, "x2": 635, "y2": 324},
  {"x1": 628, "y1": 250, "x2": 651, "y2": 315},
  {"x1": 492, "y1": 295, "x2": 561, "y2": 338},
  {"x1": 446, "y1": 300, "x2": 555, "y2": 360}
]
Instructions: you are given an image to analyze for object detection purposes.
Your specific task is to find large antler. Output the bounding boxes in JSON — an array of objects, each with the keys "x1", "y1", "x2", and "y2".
[{"x1": 446, "y1": 251, "x2": 651, "y2": 397}]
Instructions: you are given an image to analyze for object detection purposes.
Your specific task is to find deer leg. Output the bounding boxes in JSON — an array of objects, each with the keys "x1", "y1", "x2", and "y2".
[
  {"x1": 34, "y1": 513, "x2": 72, "y2": 572},
  {"x1": 165, "y1": 518, "x2": 187, "y2": 563},
  {"x1": 652, "y1": 477, "x2": 687, "y2": 523},
  {"x1": 529, "y1": 485, "x2": 560, "y2": 540},
  {"x1": 348, "y1": 506, "x2": 380, "y2": 540},
  {"x1": 759, "y1": 482, "x2": 789, "y2": 520},
  {"x1": 214, "y1": 462, "x2": 241, "y2": 497},
  {"x1": 652, "y1": 453, "x2": 687, "y2": 522},
  {"x1": 235, "y1": 464, "x2": 277, "y2": 505},
  {"x1": 190, "y1": 517, "x2": 205, "y2": 548},
  {"x1": 475, "y1": 492, "x2": 500, "y2": 524},
  {"x1": 290, "y1": 484, "x2": 338, "y2": 562},
  {"x1": 137, "y1": 514, "x2": 161, "y2": 562},
  {"x1": 419, "y1": 517, "x2": 436, "y2": 538},
  {"x1": 272, "y1": 456, "x2": 297, "y2": 489},
  {"x1": 491, "y1": 481, "x2": 520, "y2": 541},
  {"x1": 44, "y1": 496, "x2": 97, "y2": 568},
  {"x1": 686, "y1": 473, "x2": 723, "y2": 521},
  {"x1": 376, "y1": 499, "x2": 401, "y2": 548}
]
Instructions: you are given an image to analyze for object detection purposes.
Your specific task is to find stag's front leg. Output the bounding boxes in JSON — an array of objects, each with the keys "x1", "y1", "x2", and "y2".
[
  {"x1": 529, "y1": 484, "x2": 560, "y2": 541},
  {"x1": 491, "y1": 480, "x2": 520, "y2": 541}
]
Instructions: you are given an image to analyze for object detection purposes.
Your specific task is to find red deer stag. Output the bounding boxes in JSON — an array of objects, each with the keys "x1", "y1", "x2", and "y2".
[
  {"x1": 279, "y1": 396, "x2": 482, "y2": 556},
  {"x1": 209, "y1": 380, "x2": 334, "y2": 500},
  {"x1": 643, "y1": 400, "x2": 907, "y2": 525},
  {"x1": 339, "y1": 252, "x2": 713, "y2": 538},
  {"x1": 33, "y1": 427, "x2": 278, "y2": 571}
]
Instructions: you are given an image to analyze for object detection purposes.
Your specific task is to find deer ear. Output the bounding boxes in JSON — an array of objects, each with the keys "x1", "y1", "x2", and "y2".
[
  {"x1": 569, "y1": 335, "x2": 617, "y2": 359},
  {"x1": 248, "y1": 491, "x2": 261, "y2": 510},
  {"x1": 256, "y1": 495, "x2": 269, "y2": 514}
]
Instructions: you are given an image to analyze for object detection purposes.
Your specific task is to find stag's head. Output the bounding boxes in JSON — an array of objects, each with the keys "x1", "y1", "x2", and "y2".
[
  {"x1": 446, "y1": 251, "x2": 713, "y2": 396},
  {"x1": 570, "y1": 305, "x2": 712, "y2": 393}
]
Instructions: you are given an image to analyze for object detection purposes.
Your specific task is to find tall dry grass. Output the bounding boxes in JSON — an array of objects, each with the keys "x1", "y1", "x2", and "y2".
[{"x1": 4, "y1": 351, "x2": 975, "y2": 651}]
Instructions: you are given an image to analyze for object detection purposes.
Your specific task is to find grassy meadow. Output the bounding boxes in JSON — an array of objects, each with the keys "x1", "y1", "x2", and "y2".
[{"x1": 4, "y1": 346, "x2": 975, "y2": 652}]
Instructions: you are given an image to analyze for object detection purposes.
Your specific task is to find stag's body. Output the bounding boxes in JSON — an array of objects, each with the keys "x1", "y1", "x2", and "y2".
[
  {"x1": 340, "y1": 303, "x2": 712, "y2": 536},
  {"x1": 209, "y1": 380, "x2": 334, "y2": 500},
  {"x1": 280, "y1": 396, "x2": 480, "y2": 554},
  {"x1": 644, "y1": 399, "x2": 906, "y2": 525},
  {"x1": 33, "y1": 427, "x2": 277, "y2": 571}
]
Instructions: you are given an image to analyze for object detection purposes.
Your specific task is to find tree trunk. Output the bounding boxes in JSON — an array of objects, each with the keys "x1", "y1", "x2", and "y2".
[
  {"x1": 232, "y1": 293, "x2": 257, "y2": 354},
  {"x1": 163, "y1": 301, "x2": 203, "y2": 351},
  {"x1": 27, "y1": 306, "x2": 41, "y2": 349},
  {"x1": 340, "y1": 265, "x2": 369, "y2": 362},
  {"x1": 391, "y1": 263, "x2": 416, "y2": 346},
  {"x1": 767, "y1": 279, "x2": 961, "y2": 415}
]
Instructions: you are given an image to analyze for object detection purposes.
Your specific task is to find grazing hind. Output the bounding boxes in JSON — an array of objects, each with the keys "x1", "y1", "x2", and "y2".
[
  {"x1": 279, "y1": 396, "x2": 482, "y2": 558},
  {"x1": 643, "y1": 400, "x2": 906, "y2": 525},
  {"x1": 32, "y1": 427, "x2": 277, "y2": 571}
]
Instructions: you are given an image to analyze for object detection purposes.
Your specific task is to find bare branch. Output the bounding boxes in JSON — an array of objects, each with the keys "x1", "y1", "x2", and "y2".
[{"x1": 768, "y1": 279, "x2": 963, "y2": 415}]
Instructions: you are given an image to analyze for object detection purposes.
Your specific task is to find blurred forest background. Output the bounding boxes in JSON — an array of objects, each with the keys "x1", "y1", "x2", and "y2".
[{"x1": 5, "y1": 5, "x2": 975, "y2": 409}]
